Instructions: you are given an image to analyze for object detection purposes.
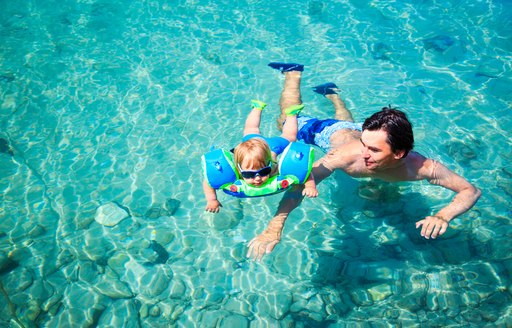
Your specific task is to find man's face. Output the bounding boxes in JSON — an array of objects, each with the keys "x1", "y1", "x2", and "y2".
[{"x1": 360, "y1": 129, "x2": 403, "y2": 171}]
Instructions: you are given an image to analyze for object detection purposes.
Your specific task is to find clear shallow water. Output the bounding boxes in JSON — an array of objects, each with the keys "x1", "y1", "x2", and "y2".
[{"x1": 0, "y1": 0, "x2": 511, "y2": 326}]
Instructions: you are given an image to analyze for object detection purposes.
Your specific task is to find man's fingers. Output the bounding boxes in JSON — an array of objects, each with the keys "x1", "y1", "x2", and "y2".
[
  {"x1": 438, "y1": 224, "x2": 448, "y2": 236},
  {"x1": 247, "y1": 240, "x2": 256, "y2": 258},
  {"x1": 421, "y1": 221, "x2": 433, "y2": 239},
  {"x1": 266, "y1": 241, "x2": 278, "y2": 254},
  {"x1": 430, "y1": 224, "x2": 441, "y2": 239},
  {"x1": 431, "y1": 223, "x2": 448, "y2": 239}
]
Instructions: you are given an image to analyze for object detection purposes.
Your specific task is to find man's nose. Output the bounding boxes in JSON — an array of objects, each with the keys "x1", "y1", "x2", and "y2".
[{"x1": 361, "y1": 147, "x2": 370, "y2": 157}]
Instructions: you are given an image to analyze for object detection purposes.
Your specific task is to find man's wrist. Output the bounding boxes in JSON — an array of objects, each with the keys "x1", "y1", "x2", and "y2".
[{"x1": 432, "y1": 214, "x2": 450, "y2": 223}]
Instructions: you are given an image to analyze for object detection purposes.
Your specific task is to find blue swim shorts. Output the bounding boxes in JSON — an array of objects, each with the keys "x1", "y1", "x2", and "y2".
[
  {"x1": 297, "y1": 116, "x2": 362, "y2": 152},
  {"x1": 242, "y1": 134, "x2": 290, "y2": 155}
]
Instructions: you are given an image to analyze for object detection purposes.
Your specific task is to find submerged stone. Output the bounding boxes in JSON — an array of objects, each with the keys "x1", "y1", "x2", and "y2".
[
  {"x1": 164, "y1": 198, "x2": 180, "y2": 215},
  {"x1": 0, "y1": 138, "x2": 13, "y2": 155},
  {"x1": 95, "y1": 202, "x2": 129, "y2": 227},
  {"x1": 371, "y1": 42, "x2": 392, "y2": 61},
  {"x1": 367, "y1": 283, "x2": 393, "y2": 302},
  {"x1": 221, "y1": 314, "x2": 249, "y2": 328},
  {"x1": 149, "y1": 304, "x2": 161, "y2": 317},
  {"x1": 144, "y1": 198, "x2": 180, "y2": 219},
  {"x1": 97, "y1": 299, "x2": 140, "y2": 327},
  {"x1": 423, "y1": 35, "x2": 455, "y2": 52},
  {"x1": 143, "y1": 241, "x2": 169, "y2": 266},
  {"x1": 95, "y1": 279, "x2": 134, "y2": 299}
]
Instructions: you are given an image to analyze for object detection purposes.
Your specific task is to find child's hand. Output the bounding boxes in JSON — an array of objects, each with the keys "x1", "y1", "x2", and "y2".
[
  {"x1": 302, "y1": 186, "x2": 318, "y2": 198},
  {"x1": 205, "y1": 200, "x2": 222, "y2": 213}
]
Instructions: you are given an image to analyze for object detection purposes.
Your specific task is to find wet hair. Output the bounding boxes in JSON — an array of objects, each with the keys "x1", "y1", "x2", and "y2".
[
  {"x1": 234, "y1": 138, "x2": 273, "y2": 174},
  {"x1": 362, "y1": 106, "x2": 414, "y2": 157}
]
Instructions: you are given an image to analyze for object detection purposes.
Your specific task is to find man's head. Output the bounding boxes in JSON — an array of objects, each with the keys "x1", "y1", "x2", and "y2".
[
  {"x1": 360, "y1": 107, "x2": 414, "y2": 170},
  {"x1": 363, "y1": 107, "x2": 414, "y2": 157}
]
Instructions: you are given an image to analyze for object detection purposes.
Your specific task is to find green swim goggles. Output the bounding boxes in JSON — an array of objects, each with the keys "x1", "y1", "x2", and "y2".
[{"x1": 237, "y1": 162, "x2": 272, "y2": 179}]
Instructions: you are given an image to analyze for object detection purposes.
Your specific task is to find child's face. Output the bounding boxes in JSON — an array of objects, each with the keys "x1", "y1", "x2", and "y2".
[{"x1": 238, "y1": 158, "x2": 272, "y2": 187}]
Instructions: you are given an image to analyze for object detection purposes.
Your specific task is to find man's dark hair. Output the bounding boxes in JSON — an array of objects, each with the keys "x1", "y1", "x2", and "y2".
[{"x1": 362, "y1": 106, "x2": 414, "y2": 157}]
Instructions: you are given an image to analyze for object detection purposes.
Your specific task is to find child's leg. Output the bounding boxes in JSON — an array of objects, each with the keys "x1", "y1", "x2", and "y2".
[
  {"x1": 277, "y1": 71, "x2": 302, "y2": 133},
  {"x1": 242, "y1": 100, "x2": 267, "y2": 136},
  {"x1": 281, "y1": 113, "x2": 298, "y2": 142}
]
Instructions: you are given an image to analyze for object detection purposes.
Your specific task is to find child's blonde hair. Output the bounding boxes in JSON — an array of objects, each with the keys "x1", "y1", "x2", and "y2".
[{"x1": 234, "y1": 138, "x2": 273, "y2": 175}]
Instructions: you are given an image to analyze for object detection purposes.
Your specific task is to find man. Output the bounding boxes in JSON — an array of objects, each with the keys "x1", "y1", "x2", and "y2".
[{"x1": 247, "y1": 62, "x2": 481, "y2": 261}]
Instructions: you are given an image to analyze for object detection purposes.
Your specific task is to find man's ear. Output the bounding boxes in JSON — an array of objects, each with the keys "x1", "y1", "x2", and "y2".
[{"x1": 393, "y1": 150, "x2": 406, "y2": 159}]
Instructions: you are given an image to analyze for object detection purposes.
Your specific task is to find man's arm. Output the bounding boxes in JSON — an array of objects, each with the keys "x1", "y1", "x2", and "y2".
[
  {"x1": 247, "y1": 160, "x2": 334, "y2": 260},
  {"x1": 416, "y1": 160, "x2": 481, "y2": 239}
]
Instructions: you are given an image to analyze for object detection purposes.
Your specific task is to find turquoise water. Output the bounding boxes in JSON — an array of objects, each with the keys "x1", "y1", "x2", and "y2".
[{"x1": 1, "y1": 0, "x2": 511, "y2": 326}]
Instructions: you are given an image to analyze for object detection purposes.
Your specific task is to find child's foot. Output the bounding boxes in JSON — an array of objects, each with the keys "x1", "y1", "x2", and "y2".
[
  {"x1": 251, "y1": 100, "x2": 267, "y2": 110},
  {"x1": 312, "y1": 82, "x2": 339, "y2": 95},
  {"x1": 268, "y1": 62, "x2": 304, "y2": 73},
  {"x1": 285, "y1": 104, "x2": 304, "y2": 116}
]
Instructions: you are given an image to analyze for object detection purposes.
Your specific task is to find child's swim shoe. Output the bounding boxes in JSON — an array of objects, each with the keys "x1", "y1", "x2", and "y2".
[
  {"x1": 312, "y1": 82, "x2": 339, "y2": 95},
  {"x1": 268, "y1": 62, "x2": 304, "y2": 72},
  {"x1": 285, "y1": 104, "x2": 304, "y2": 116},
  {"x1": 251, "y1": 100, "x2": 267, "y2": 110}
]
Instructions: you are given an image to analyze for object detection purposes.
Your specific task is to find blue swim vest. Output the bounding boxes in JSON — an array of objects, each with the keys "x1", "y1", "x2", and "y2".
[{"x1": 202, "y1": 142, "x2": 314, "y2": 198}]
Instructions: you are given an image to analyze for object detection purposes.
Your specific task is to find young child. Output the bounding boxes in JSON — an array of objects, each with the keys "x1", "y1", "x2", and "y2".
[{"x1": 203, "y1": 102, "x2": 318, "y2": 212}]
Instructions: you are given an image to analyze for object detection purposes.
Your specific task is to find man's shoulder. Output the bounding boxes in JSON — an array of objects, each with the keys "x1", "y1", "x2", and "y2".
[{"x1": 405, "y1": 152, "x2": 436, "y2": 178}]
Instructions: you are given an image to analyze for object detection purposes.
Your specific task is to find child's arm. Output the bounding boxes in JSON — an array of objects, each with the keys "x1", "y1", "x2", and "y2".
[
  {"x1": 203, "y1": 180, "x2": 222, "y2": 212},
  {"x1": 302, "y1": 171, "x2": 318, "y2": 198}
]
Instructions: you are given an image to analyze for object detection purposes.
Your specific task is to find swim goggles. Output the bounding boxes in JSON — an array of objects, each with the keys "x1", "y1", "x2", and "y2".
[{"x1": 237, "y1": 162, "x2": 272, "y2": 179}]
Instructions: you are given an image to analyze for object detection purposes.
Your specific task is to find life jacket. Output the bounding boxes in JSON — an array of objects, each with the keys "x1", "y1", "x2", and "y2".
[{"x1": 202, "y1": 142, "x2": 314, "y2": 198}]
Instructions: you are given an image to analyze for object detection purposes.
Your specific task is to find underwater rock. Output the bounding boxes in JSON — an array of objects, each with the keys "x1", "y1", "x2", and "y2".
[
  {"x1": 149, "y1": 304, "x2": 161, "y2": 317},
  {"x1": 264, "y1": 291, "x2": 292, "y2": 320},
  {"x1": 144, "y1": 198, "x2": 180, "y2": 219},
  {"x1": 78, "y1": 261, "x2": 99, "y2": 284},
  {"x1": 139, "y1": 303, "x2": 149, "y2": 319},
  {"x1": 220, "y1": 313, "x2": 249, "y2": 328},
  {"x1": 0, "y1": 75, "x2": 15, "y2": 83},
  {"x1": 423, "y1": 35, "x2": 455, "y2": 52},
  {"x1": 3, "y1": 266, "x2": 33, "y2": 293},
  {"x1": 29, "y1": 279, "x2": 54, "y2": 303},
  {"x1": 0, "y1": 138, "x2": 13, "y2": 156},
  {"x1": 371, "y1": 42, "x2": 393, "y2": 61},
  {"x1": 164, "y1": 198, "x2": 180, "y2": 215},
  {"x1": 350, "y1": 289, "x2": 374, "y2": 306},
  {"x1": 47, "y1": 284, "x2": 106, "y2": 327},
  {"x1": 107, "y1": 253, "x2": 131, "y2": 277},
  {"x1": 142, "y1": 241, "x2": 169, "y2": 266},
  {"x1": 97, "y1": 299, "x2": 140, "y2": 327},
  {"x1": 367, "y1": 283, "x2": 393, "y2": 302},
  {"x1": 134, "y1": 266, "x2": 173, "y2": 299},
  {"x1": 95, "y1": 279, "x2": 134, "y2": 299},
  {"x1": 95, "y1": 202, "x2": 129, "y2": 227},
  {"x1": 0, "y1": 252, "x2": 18, "y2": 275},
  {"x1": 42, "y1": 293, "x2": 63, "y2": 313},
  {"x1": 224, "y1": 297, "x2": 252, "y2": 317},
  {"x1": 25, "y1": 300, "x2": 41, "y2": 322},
  {"x1": 308, "y1": 1, "x2": 326, "y2": 20},
  {"x1": 169, "y1": 278, "x2": 186, "y2": 299},
  {"x1": 397, "y1": 291, "x2": 426, "y2": 312},
  {"x1": 444, "y1": 139, "x2": 478, "y2": 165}
]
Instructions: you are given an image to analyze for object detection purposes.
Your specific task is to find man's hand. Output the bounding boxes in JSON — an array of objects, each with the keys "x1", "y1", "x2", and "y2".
[
  {"x1": 247, "y1": 233, "x2": 280, "y2": 261},
  {"x1": 302, "y1": 186, "x2": 319, "y2": 198},
  {"x1": 205, "y1": 200, "x2": 222, "y2": 213},
  {"x1": 416, "y1": 215, "x2": 449, "y2": 239}
]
